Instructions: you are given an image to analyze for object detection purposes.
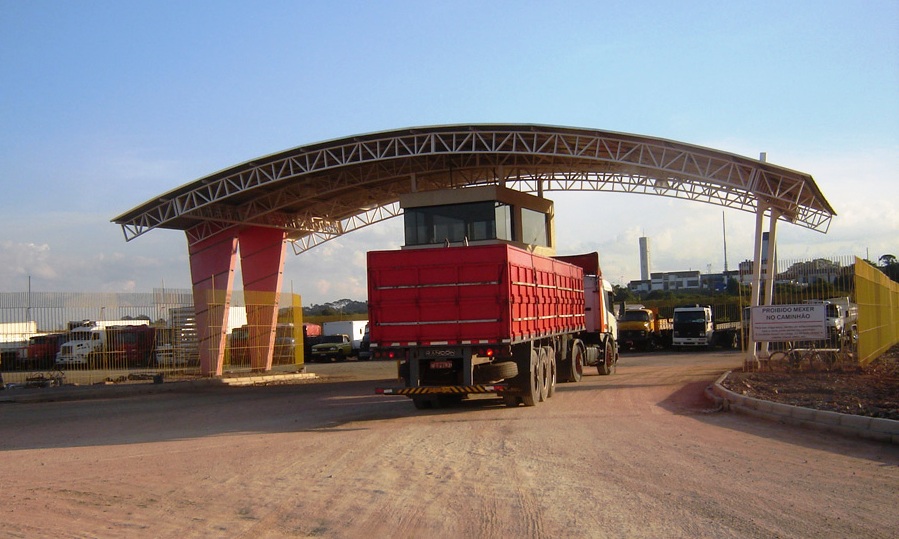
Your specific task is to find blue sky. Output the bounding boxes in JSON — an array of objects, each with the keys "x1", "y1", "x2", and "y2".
[{"x1": 1, "y1": 1, "x2": 896, "y2": 304}]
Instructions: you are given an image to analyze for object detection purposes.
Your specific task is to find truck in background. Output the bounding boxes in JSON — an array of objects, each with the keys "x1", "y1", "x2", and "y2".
[
  {"x1": 273, "y1": 323, "x2": 298, "y2": 363},
  {"x1": 0, "y1": 321, "x2": 37, "y2": 371},
  {"x1": 322, "y1": 320, "x2": 368, "y2": 354},
  {"x1": 303, "y1": 323, "x2": 323, "y2": 361},
  {"x1": 55, "y1": 320, "x2": 156, "y2": 368},
  {"x1": 671, "y1": 305, "x2": 742, "y2": 349},
  {"x1": 19, "y1": 332, "x2": 69, "y2": 370},
  {"x1": 618, "y1": 305, "x2": 672, "y2": 351},
  {"x1": 155, "y1": 306, "x2": 199, "y2": 368},
  {"x1": 228, "y1": 326, "x2": 252, "y2": 365},
  {"x1": 303, "y1": 323, "x2": 322, "y2": 339},
  {"x1": 227, "y1": 322, "x2": 301, "y2": 365},
  {"x1": 828, "y1": 297, "x2": 859, "y2": 348},
  {"x1": 804, "y1": 297, "x2": 859, "y2": 348},
  {"x1": 310, "y1": 334, "x2": 353, "y2": 362},
  {"x1": 358, "y1": 323, "x2": 371, "y2": 360}
]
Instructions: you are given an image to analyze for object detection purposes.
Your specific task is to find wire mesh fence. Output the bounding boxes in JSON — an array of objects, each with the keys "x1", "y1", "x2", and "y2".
[
  {"x1": 2, "y1": 254, "x2": 894, "y2": 386},
  {"x1": 749, "y1": 255, "x2": 860, "y2": 372},
  {"x1": 627, "y1": 255, "x2": 867, "y2": 372},
  {"x1": 0, "y1": 289, "x2": 305, "y2": 387}
]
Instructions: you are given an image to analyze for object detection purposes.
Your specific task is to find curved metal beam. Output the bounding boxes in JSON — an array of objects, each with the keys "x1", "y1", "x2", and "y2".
[{"x1": 113, "y1": 125, "x2": 835, "y2": 250}]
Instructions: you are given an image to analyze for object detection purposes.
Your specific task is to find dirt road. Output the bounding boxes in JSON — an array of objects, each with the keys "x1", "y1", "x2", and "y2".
[{"x1": 1, "y1": 351, "x2": 897, "y2": 538}]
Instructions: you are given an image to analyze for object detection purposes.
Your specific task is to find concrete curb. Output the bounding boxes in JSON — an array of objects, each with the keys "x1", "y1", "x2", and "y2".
[
  {"x1": 0, "y1": 372, "x2": 320, "y2": 404},
  {"x1": 706, "y1": 371, "x2": 899, "y2": 445}
]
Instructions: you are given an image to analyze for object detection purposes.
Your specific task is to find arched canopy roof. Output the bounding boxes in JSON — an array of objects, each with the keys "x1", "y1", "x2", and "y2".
[{"x1": 112, "y1": 124, "x2": 835, "y2": 253}]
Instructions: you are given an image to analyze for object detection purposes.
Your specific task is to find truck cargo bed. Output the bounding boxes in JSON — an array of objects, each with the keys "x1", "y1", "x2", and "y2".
[{"x1": 367, "y1": 244, "x2": 585, "y2": 347}]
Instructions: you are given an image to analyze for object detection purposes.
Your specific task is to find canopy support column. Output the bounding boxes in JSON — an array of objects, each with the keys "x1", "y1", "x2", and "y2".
[
  {"x1": 747, "y1": 203, "x2": 767, "y2": 369},
  {"x1": 187, "y1": 229, "x2": 238, "y2": 377},
  {"x1": 746, "y1": 202, "x2": 782, "y2": 370},
  {"x1": 239, "y1": 227, "x2": 288, "y2": 372}
]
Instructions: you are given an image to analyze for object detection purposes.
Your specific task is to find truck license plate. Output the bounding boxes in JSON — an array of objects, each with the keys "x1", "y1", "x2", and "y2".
[{"x1": 430, "y1": 360, "x2": 453, "y2": 369}]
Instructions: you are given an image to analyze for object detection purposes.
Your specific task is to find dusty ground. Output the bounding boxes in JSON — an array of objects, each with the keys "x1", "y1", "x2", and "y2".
[
  {"x1": 2, "y1": 352, "x2": 897, "y2": 538},
  {"x1": 722, "y1": 345, "x2": 899, "y2": 420}
]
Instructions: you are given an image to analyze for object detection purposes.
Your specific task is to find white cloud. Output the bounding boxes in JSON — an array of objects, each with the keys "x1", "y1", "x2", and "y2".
[{"x1": 0, "y1": 241, "x2": 58, "y2": 285}]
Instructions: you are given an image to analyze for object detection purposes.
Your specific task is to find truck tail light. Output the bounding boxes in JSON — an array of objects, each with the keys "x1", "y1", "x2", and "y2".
[
  {"x1": 376, "y1": 349, "x2": 406, "y2": 360},
  {"x1": 477, "y1": 346, "x2": 509, "y2": 358}
]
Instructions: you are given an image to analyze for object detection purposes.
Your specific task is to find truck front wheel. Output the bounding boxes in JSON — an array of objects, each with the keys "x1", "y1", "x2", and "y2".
[{"x1": 598, "y1": 340, "x2": 616, "y2": 375}]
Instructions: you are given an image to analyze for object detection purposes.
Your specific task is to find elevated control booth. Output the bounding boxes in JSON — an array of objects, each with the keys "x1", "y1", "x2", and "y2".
[{"x1": 399, "y1": 185, "x2": 557, "y2": 257}]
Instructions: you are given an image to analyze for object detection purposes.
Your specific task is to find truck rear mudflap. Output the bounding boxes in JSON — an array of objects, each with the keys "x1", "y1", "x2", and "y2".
[{"x1": 376, "y1": 384, "x2": 511, "y2": 396}]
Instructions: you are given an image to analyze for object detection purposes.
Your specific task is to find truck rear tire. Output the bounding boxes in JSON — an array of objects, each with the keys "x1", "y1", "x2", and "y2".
[
  {"x1": 502, "y1": 395, "x2": 520, "y2": 407},
  {"x1": 563, "y1": 340, "x2": 586, "y2": 383},
  {"x1": 538, "y1": 348, "x2": 550, "y2": 402},
  {"x1": 412, "y1": 396, "x2": 433, "y2": 409},
  {"x1": 543, "y1": 346, "x2": 556, "y2": 398},
  {"x1": 516, "y1": 349, "x2": 541, "y2": 406}
]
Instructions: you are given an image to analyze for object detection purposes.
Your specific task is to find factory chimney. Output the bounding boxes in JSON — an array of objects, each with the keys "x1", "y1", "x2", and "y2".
[{"x1": 639, "y1": 236, "x2": 651, "y2": 281}]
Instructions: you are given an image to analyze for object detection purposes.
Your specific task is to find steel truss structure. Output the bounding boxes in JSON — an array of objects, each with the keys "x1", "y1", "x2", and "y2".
[{"x1": 113, "y1": 124, "x2": 835, "y2": 252}]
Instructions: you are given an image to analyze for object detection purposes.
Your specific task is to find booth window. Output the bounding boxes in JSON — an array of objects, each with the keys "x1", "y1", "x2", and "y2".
[
  {"x1": 521, "y1": 207, "x2": 549, "y2": 247},
  {"x1": 404, "y1": 201, "x2": 512, "y2": 246}
]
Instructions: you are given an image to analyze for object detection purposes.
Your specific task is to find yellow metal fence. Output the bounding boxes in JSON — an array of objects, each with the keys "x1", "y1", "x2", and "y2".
[{"x1": 855, "y1": 257, "x2": 899, "y2": 365}]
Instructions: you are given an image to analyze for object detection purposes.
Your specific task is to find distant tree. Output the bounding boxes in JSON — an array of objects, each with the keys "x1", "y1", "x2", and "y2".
[
  {"x1": 645, "y1": 290, "x2": 674, "y2": 301},
  {"x1": 833, "y1": 272, "x2": 854, "y2": 291},
  {"x1": 612, "y1": 285, "x2": 635, "y2": 304},
  {"x1": 808, "y1": 278, "x2": 836, "y2": 299},
  {"x1": 725, "y1": 278, "x2": 741, "y2": 295},
  {"x1": 319, "y1": 306, "x2": 338, "y2": 316},
  {"x1": 878, "y1": 254, "x2": 899, "y2": 283}
]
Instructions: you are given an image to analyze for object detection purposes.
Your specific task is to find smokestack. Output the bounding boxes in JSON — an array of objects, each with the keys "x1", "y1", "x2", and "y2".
[{"x1": 639, "y1": 236, "x2": 651, "y2": 281}]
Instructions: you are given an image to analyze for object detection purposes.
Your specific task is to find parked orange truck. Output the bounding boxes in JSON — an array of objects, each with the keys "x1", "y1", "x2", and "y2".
[{"x1": 618, "y1": 305, "x2": 672, "y2": 350}]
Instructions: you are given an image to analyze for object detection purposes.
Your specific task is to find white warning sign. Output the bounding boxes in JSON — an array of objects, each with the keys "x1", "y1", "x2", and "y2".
[{"x1": 750, "y1": 304, "x2": 826, "y2": 342}]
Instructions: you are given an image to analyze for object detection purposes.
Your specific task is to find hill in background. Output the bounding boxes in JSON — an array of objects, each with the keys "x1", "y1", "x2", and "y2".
[{"x1": 303, "y1": 299, "x2": 368, "y2": 317}]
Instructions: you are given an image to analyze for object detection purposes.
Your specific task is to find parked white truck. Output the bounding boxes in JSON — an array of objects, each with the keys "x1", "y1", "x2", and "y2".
[
  {"x1": 55, "y1": 320, "x2": 152, "y2": 367},
  {"x1": 671, "y1": 304, "x2": 742, "y2": 349},
  {"x1": 804, "y1": 298, "x2": 859, "y2": 347}
]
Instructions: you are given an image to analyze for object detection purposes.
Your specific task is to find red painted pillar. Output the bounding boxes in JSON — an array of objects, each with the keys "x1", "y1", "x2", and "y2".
[
  {"x1": 187, "y1": 229, "x2": 238, "y2": 376},
  {"x1": 239, "y1": 227, "x2": 288, "y2": 372}
]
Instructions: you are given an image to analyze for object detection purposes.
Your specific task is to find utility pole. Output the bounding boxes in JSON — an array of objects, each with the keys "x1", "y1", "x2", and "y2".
[{"x1": 722, "y1": 211, "x2": 729, "y2": 274}]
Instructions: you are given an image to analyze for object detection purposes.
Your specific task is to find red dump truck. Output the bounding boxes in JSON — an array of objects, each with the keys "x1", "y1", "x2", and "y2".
[{"x1": 370, "y1": 243, "x2": 619, "y2": 408}]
